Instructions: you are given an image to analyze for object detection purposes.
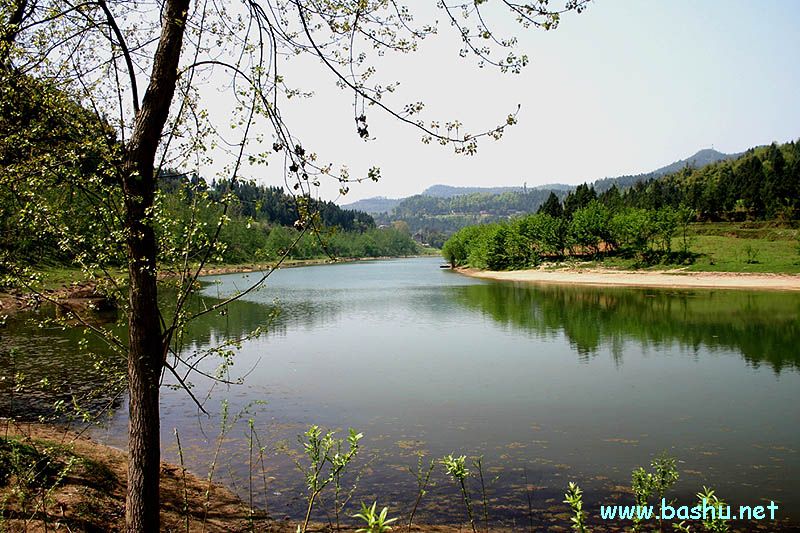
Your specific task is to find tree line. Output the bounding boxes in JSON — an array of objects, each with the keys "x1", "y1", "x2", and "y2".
[
  {"x1": 396, "y1": 142, "x2": 799, "y2": 249},
  {"x1": 155, "y1": 173, "x2": 415, "y2": 264},
  {"x1": 443, "y1": 140, "x2": 800, "y2": 270},
  {"x1": 203, "y1": 176, "x2": 375, "y2": 232},
  {"x1": 442, "y1": 203, "x2": 691, "y2": 270}
]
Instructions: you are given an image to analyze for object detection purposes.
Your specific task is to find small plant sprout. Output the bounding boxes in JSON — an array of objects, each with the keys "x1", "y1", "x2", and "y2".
[
  {"x1": 631, "y1": 453, "x2": 679, "y2": 532},
  {"x1": 472, "y1": 455, "x2": 491, "y2": 532},
  {"x1": 442, "y1": 454, "x2": 477, "y2": 533},
  {"x1": 295, "y1": 425, "x2": 363, "y2": 533},
  {"x1": 696, "y1": 487, "x2": 730, "y2": 533},
  {"x1": 744, "y1": 244, "x2": 760, "y2": 264},
  {"x1": 407, "y1": 452, "x2": 435, "y2": 532},
  {"x1": 523, "y1": 467, "x2": 535, "y2": 533},
  {"x1": 673, "y1": 520, "x2": 693, "y2": 533},
  {"x1": 173, "y1": 428, "x2": 190, "y2": 533},
  {"x1": 564, "y1": 482, "x2": 589, "y2": 533},
  {"x1": 353, "y1": 501, "x2": 398, "y2": 533}
]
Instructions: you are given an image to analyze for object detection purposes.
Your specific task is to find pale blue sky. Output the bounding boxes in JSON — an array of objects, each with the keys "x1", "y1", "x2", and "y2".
[{"x1": 226, "y1": 1, "x2": 800, "y2": 202}]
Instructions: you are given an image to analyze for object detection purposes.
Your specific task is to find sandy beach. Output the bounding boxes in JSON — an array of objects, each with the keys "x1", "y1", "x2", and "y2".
[{"x1": 457, "y1": 266, "x2": 800, "y2": 291}]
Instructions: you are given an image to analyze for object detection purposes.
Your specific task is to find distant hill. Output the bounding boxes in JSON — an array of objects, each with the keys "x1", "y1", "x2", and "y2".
[
  {"x1": 346, "y1": 183, "x2": 573, "y2": 213},
  {"x1": 592, "y1": 148, "x2": 741, "y2": 193},
  {"x1": 616, "y1": 141, "x2": 799, "y2": 221},
  {"x1": 534, "y1": 183, "x2": 573, "y2": 191},
  {"x1": 422, "y1": 183, "x2": 576, "y2": 197},
  {"x1": 344, "y1": 149, "x2": 737, "y2": 214},
  {"x1": 654, "y1": 148, "x2": 740, "y2": 175},
  {"x1": 372, "y1": 188, "x2": 568, "y2": 247},
  {"x1": 342, "y1": 147, "x2": 745, "y2": 245},
  {"x1": 340, "y1": 196, "x2": 402, "y2": 214},
  {"x1": 422, "y1": 184, "x2": 525, "y2": 197}
]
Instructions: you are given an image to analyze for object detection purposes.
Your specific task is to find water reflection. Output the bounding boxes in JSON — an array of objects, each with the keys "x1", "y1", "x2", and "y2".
[
  {"x1": 450, "y1": 282, "x2": 800, "y2": 372},
  {"x1": 0, "y1": 306, "x2": 126, "y2": 421}
]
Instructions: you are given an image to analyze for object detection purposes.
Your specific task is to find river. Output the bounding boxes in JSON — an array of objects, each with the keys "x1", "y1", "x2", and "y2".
[{"x1": 2, "y1": 257, "x2": 799, "y2": 527}]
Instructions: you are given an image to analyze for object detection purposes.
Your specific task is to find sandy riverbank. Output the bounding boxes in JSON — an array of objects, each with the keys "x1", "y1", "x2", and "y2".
[{"x1": 457, "y1": 266, "x2": 800, "y2": 291}]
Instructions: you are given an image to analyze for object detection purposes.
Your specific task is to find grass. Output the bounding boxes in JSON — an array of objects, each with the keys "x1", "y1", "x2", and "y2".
[
  {"x1": 573, "y1": 222, "x2": 800, "y2": 274},
  {"x1": 681, "y1": 233, "x2": 800, "y2": 273},
  {"x1": 30, "y1": 267, "x2": 88, "y2": 290},
  {"x1": 416, "y1": 245, "x2": 443, "y2": 256},
  {"x1": 0, "y1": 436, "x2": 116, "y2": 489},
  {"x1": 0, "y1": 424, "x2": 263, "y2": 532},
  {"x1": 24, "y1": 267, "x2": 125, "y2": 291}
]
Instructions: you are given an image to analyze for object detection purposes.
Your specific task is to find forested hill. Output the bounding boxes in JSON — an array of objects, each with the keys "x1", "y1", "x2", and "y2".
[
  {"x1": 421, "y1": 184, "x2": 569, "y2": 197},
  {"x1": 530, "y1": 142, "x2": 797, "y2": 223},
  {"x1": 373, "y1": 189, "x2": 567, "y2": 247},
  {"x1": 343, "y1": 148, "x2": 739, "y2": 246},
  {"x1": 0, "y1": 72, "x2": 420, "y2": 277},
  {"x1": 343, "y1": 149, "x2": 736, "y2": 216},
  {"x1": 591, "y1": 148, "x2": 741, "y2": 193},
  {"x1": 147, "y1": 174, "x2": 419, "y2": 264},
  {"x1": 160, "y1": 174, "x2": 375, "y2": 232},
  {"x1": 606, "y1": 141, "x2": 799, "y2": 220},
  {"x1": 337, "y1": 196, "x2": 403, "y2": 215},
  {"x1": 524, "y1": 140, "x2": 800, "y2": 222}
]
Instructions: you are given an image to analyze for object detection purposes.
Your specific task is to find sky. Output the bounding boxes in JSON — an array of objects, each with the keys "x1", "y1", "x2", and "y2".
[{"x1": 218, "y1": 1, "x2": 800, "y2": 203}]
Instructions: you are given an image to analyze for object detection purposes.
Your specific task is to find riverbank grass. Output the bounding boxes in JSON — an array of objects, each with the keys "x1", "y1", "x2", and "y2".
[
  {"x1": 681, "y1": 233, "x2": 800, "y2": 273},
  {"x1": 565, "y1": 222, "x2": 800, "y2": 274}
]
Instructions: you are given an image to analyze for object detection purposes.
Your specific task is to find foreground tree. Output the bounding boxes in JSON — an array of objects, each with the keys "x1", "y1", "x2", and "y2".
[{"x1": 1, "y1": 0, "x2": 588, "y2": 530}]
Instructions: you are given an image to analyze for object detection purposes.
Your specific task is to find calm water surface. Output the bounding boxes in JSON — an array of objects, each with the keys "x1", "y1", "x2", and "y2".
[{"x1": 3, "y1": 257, "x2": 799, "y2": 525}]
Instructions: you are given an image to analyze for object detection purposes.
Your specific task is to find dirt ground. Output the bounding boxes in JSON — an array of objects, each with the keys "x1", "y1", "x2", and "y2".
[{"x1": 1, "y1": 422, "x2": 260, "y2": 532}]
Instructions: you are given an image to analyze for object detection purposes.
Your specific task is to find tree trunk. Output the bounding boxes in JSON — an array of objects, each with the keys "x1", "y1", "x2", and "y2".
[{"x1": 122, "y1": 0, "x2": 189, "y2": 531}]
